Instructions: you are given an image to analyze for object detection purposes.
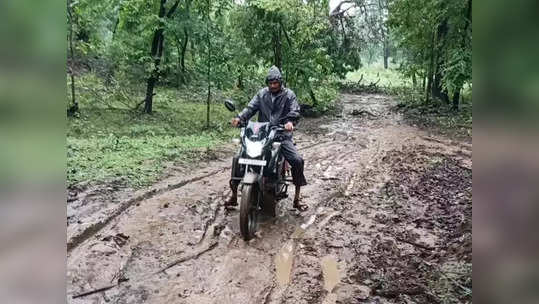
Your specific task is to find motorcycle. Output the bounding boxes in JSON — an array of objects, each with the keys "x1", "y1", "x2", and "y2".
[{"x1": 225, "y1": 100, "x2": 292, "y2": 241}]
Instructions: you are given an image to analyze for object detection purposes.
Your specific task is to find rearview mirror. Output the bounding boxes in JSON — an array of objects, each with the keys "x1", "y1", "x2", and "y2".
[{"x1": 224, "y1": 99, "x2": 236, "y2": 112}]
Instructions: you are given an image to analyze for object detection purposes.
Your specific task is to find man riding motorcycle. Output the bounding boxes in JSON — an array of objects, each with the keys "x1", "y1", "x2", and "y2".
[{"x1": 226, "y1": 66, "x2": 308, "y2": 211}]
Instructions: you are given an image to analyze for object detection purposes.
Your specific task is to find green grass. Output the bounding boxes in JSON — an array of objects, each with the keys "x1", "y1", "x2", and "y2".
[
  {"x1": 346, "y1": 64, "x2": 411, "y2": 88},
  {"x1": 67, "y1": 74, "x2": 240, "y2": 188}
]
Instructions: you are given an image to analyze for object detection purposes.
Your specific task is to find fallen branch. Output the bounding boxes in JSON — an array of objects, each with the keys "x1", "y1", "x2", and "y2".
[
  {"x1": 157, "y1": 241, "x2": 218, "y2": 273},
  {"x1": 321, "y1": 176, "x2": 341, "y2": 181},
  {"x1": 198, "y1": 202, "x2": 220, "y2": 244},
  {"x1": 72, "y1": 278, "x2": 129, "y2": 299},
  {"x1": 350, "y1": 109, "x2": 378, "y2": 117}
]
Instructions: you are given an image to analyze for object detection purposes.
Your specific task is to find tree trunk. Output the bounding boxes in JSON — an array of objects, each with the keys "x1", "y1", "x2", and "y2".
[
  {"x1": 67, "y1": 0, "x2": 78, "y2": 116},
  {"x1": 206, "y1": 0, "x2": 211, "y2": 128},
  {"x1": 174, "y1": 36, "x2": 182, "y2": 88},
  {"x1": 432, "y1": 17, "x2": 449, "y2": 103},
  {"x1": 181, "y1": 28, "x2": 188, "y2": 77},
  {"x1": 173, "y1": 29, "x2": 188, "y2": 87},
  {"x1": 273, "y1": 29, "x2": 282, "y2": 71},
  {"x1": 451, "y1": 0, "x2": 471, "y2": 112},
  {"x1": 425, "y1": 74, "x2": 432, "y2": 104},
  {"x1": 383, "y1": 39, "x2": 389, "y2": 69},
  {"x1": 425, "y1": 31, "x2": 435, "y2": 104},
  {"x1": 143, "y1": 0, "x2": 181, "y2": 114},
  {"x1": 452, "y1": 88, "x2": 460, "y2": 110},
  {"x1": 237, "y1": 70, "x2": 244, "y2": 89}
]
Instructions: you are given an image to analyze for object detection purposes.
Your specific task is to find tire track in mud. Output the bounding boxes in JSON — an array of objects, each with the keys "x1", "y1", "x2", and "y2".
[
  {"x1": 67, "y1": 167, "x2": 228, "y2": 252},
  {"x1": 67, "y1": 93, "x2": 472, "y2": 304}
]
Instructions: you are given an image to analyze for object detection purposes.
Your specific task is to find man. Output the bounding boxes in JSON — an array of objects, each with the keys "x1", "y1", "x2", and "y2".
[{"x1": 226, "y1": 66, "x2": 308, "y2": 211}]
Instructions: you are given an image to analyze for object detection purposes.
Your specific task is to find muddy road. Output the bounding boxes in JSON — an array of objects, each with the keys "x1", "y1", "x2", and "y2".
[{"x1": 67, "y1": 93, "x2": 472, "y2": 303}]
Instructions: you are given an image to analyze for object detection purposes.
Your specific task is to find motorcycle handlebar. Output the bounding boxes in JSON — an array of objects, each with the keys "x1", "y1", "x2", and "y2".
[{"x1": 232, "y1": 121, "x2": 297, "y2": 131}]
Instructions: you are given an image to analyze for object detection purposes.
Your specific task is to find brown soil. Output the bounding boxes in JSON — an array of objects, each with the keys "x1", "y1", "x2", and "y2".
[{"x1": 67, "y1": 92, "x2": 472, "y2": 303}]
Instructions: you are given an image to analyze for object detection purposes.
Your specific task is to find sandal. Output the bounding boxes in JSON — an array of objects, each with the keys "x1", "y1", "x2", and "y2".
[
  {"x1": 293, "y1": 199, "x2": 309, "y2": 212},
  {"x1": 224, "y1": 196, "x2": 238, "y2": 208}
]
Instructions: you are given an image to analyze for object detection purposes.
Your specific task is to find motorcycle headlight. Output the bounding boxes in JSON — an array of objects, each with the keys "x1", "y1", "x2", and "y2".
[{"x1": 245, "y1": 138, "x2": 265, "y2": 158}]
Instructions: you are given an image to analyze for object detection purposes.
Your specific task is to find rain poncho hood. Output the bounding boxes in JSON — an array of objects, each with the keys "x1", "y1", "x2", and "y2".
[{"x1": 266, "y1": 65, "x2": 282, "y2": 84}]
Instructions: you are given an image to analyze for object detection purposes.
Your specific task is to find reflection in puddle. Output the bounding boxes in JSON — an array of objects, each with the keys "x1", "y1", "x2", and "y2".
[
  {"x1": 321, "y1": 293, "x2": 337, "y2": 304},
  {"x1": 290, "y1": 227, "x2": 305, "y2": 239},
  {"x1": 321, "y1": 255, "x2": 340, "y2": 292},
  {"x1": 275, "y1": 240, "x2": 295, "y2": 287}
]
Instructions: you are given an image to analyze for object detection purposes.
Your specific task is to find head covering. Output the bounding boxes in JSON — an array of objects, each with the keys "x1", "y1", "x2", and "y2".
[{"x1": 265, "y1": 65, "x2": 282, "y2": 84}]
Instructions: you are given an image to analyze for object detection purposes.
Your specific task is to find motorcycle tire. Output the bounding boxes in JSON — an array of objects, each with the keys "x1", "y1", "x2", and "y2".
[
  {"x1": 240, "y1": 184, "x2": 258, "y2": 241},
  {"x1": 262, "y1": 190, "x2": 277, "y2": 217}
]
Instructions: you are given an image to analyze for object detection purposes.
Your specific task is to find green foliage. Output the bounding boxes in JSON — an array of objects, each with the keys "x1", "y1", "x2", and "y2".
[
  {"x1": 67, "y1": 0, "x2": 472, "y2": 187},
  {"x1": 388, "y1": 0, "x2": 472, "y2": 101},
  {"x1": 312, "y1": 83, "x2": 339, "y2": 114},
  {"x1": 67, "y1": 74, "x2": 237, "y2": 187}
]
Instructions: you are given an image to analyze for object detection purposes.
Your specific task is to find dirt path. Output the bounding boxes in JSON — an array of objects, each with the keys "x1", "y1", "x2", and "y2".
[{"x1": 67, "y1": 93, "x2": 472, "y2": 304}]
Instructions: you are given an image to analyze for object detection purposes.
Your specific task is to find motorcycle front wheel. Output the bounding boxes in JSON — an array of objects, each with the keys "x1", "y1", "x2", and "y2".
[{"x1": 240, "y1": 184, "x2": 258, "y2": 241}]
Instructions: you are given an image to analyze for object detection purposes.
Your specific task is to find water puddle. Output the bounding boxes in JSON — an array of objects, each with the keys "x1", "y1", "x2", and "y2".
[
  {"x1": 275, "y1": 240, "x2": 295, "y2": 287},
  {"x1": 276, "y1": 210, "x2": 339, "y2": 288},
  {"x1": 321, "y1": 293, "x2": 337, "y2": 304},
  {"x1": 291, "y1": 214, "x2": 317, "y2": 239},
  {"x1": 321, "y1": 255, "x2": 340, "y2": 292}
]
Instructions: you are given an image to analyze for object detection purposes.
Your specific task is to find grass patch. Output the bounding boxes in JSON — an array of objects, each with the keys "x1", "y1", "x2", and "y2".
[
  {"x1": 346, "y1": 65, "x2": 411, "y2": 88},
  {"x1": 67, "y1": 74, "x2": 239, "y2": 188}
]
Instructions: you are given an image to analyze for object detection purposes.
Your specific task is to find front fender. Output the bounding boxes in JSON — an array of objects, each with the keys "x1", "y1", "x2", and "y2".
[{"x1": 241, "y1": 172, "x2": 259, "y2": 185}]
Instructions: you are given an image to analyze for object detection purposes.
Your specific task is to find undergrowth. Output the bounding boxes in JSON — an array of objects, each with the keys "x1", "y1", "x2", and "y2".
[{"x1": 67, "y1": 74, "x2": 239, "y2": 188}]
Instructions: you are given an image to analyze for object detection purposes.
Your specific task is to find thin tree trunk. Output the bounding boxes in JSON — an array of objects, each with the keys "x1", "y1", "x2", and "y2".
[
  {"x1": 452, "y1": 89, "x2": 460, "y2": 110},
  {"x1": 174, "y1": 33, "x2": 182, "y2": 88},
  {"x1": 143, "y1": 0, "x2": 181, "y2": 114},
  {"x1": 173, "y1": 29, "x2": 188, "y2": 87},
  {"x1": 452, "y1": 0, "x2": 472, "y2": 111},
  {"x1": 237, "y1": 70, "x2": 244, "y2": 89},
  {"x1": 273, "y1": 29, "x2": 282, "y2": 70},
  {"x1": 105, "y1": 1, "x2": 124, "y2": 86},
  {"x1": 383, "y1": 39, "x2": 389, "y2": 69},
  {"x1": 425, "y1": 30, "x2": 435, "y2": 104},
  {"x1": 181, "y1": 28, "x2": 188, "y2": 76},
  {"x1": 206, "y1": 0, "x2": 211, "y2": 128},
  {"x1": 67, "y1": 0, "x2": 78, "y2": 116},
  {"x1": 432, "y1": 17, "x2": 449, "y2": 103}
]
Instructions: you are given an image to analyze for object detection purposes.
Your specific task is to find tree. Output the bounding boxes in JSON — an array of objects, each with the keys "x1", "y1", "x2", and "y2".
[
  {"x1": 67, "y1": 0, "x2": 78, "y2": 116},
  {"x1": 143, "y1": 0, "x2": 181, "y2": 114},
  {"x1": 205, "y1": 0, "x2": 211, "y2": 128},
  {"x1": 388, "y1": 0, "x2": 472, "y2": 107}
]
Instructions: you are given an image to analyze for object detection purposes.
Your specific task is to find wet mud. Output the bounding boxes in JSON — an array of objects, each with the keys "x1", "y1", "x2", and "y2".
[{"x1": 67, "y1": 93, "x2": 472, "y2": 303}]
